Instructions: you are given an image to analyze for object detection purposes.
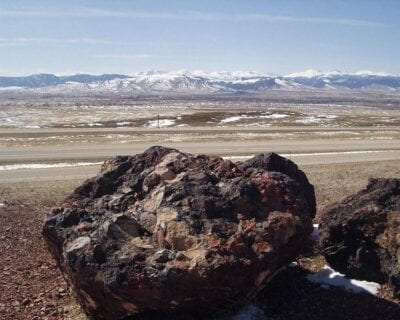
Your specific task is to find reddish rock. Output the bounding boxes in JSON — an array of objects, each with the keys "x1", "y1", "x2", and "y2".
[{"x1": 42, "y1": 146, "x2": 315, "y2": 319}]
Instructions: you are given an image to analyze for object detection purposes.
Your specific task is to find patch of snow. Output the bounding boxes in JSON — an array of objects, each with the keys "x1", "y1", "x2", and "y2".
[
  {"x1": 220, "y1": 116, "x2": 244, "y2": 123},
  {"x1": 286, "y1": 69, "x2": 323, "y2": 78},
  {"x1": 230, "y1": 78, "x2": 263, "y2": 84},
  {"x1": 261, "y1": 113, "x2": 289, "y2": 119},
  {"x1": 0, "y1": 203, "x2": 5, "y2": 207},
  {"x1": 116, "y1": 121, "x2": 131, "y2": 126},
  {"x1": 355, "y1": 70, "x2": 391, "y2": 77},
  {"x1": 190, "y1": 70, "x2": 265, "y2": 80},
  {"x1": 295, "y1": 114, "x2": 338, "y2": 124},
  {"x1": 307, "y1": 265, "x2": 380, "y2": 295},
  {"x1": 0, "y1": 162, "x2": 103, "y2": 171},
  {"x1": 311, "y1": 224, "x2": 319, "y2": 242},
  {"x1": 274, "y1": 78, "x2": 291, "y2": 87},
  {"x1": 220, "y1": 113, "x2": 289, "y2": 124},
  {"x1": 87, "y1": 122, "x2": 103, "y2": 127},
  {"x1": 295, "y1": 116, "x2": 323, "y2": 124},
  {"x1": 147, "y1": 119, "x2": 175, "y2": 128},
  {"x1": 23, "y1": 125, "x2": 41, "y2": 129},
  {"x1": 230, "y1": 304, "x2": 265, "y2": 320}
]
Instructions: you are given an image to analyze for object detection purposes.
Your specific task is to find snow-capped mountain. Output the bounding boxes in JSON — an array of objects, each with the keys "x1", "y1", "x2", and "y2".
[{"x1": 0, "y1": 70, "x2": 399, "y2": 95}]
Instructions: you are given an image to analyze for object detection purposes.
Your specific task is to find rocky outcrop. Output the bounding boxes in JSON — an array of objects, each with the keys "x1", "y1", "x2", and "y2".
[
  {"x1": 42, "y1": 146, "x2": 316, "y2": 319},
  {"x1": 319, "y1": 178, "x2": 400, "y2": 296}
]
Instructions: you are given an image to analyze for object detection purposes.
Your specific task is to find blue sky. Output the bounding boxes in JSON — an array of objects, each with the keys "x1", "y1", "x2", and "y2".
[{"x1": 0, "y1": 0, "x2": 399, "y2": 75}]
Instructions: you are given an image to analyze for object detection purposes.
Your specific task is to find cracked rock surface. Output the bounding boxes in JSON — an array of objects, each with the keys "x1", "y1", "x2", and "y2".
[
  {"x1": 319, "y1": 178, "x2": 400, "y2": 297},
  {"x1": 42, "y1": 146, "x2": 316, "y2": 319}
]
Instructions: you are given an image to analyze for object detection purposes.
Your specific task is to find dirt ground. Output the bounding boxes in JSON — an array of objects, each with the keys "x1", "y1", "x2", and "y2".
[
  {"x1": 303, "y1": 159, "x2": 400, "y2": 215},
  {"x1": 0, "y1": 160, "x2": 399, "y2": 320}
]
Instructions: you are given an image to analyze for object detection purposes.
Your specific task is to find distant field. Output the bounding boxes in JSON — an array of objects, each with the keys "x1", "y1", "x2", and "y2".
[
  {"x1": 0, "y1": 98, "x2": 400, "y2": 148},
  {"x1": 1, "y1": 95, "x2": 399, "y2": 319},
  {"x1": 1, "y1": 100, "x2": 400, "y2": 129}
]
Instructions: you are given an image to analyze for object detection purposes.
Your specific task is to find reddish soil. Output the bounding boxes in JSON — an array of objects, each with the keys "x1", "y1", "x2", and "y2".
[
  {"x1": 0, "y1": 182, "x2": 83, "y2": 320},
  {"x1": 0, "y1": 179, "x2": 399, "y2": 320}
]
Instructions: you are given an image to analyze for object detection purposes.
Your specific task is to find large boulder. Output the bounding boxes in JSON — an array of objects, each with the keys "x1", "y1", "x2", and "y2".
[
  {"x1": 319, "y1": 178, "x2": 400, "y2": 296},
  {"x1": 43, "y1": 146, "x2": 316, "y2": 319}
]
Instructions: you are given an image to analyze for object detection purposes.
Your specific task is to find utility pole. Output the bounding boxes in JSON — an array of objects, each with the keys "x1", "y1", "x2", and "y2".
[{"x1": 157, "y1": 114, "x2": 160, "y2": 129}]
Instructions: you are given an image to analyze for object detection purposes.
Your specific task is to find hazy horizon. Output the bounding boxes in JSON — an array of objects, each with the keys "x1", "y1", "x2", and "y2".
[{"x1": 0, "y1": 68, "x2": 398, "y2": 78}]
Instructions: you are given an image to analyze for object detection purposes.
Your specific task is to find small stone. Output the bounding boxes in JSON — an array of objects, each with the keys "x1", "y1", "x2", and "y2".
[
  {"x1": 65, "y1": 236, "x2": 91, "y2": 253},
  {"x1": 153, "y1": 249, "x2": 173, "y2": 263}
]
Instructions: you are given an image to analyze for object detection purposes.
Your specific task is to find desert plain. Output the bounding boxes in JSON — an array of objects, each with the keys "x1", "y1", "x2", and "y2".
[{"x1": 1, "y1": 93, "x2": 400, "y2": 319}]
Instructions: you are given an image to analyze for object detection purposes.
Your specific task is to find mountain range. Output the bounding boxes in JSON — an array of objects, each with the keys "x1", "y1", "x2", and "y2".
[{"x1": 1, "y1": 70, "x2": 400, "y2": 95}]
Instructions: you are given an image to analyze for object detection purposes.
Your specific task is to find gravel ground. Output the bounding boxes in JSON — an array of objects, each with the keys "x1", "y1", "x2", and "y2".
[
  {"x1": 0, "y1": 181, "x2": 84, "y2": 320},
  {"x1": 0, "y1": 160, "x2": 399, "y2": 320}
]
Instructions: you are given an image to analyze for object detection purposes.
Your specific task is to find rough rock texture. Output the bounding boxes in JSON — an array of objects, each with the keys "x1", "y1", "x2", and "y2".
[
  {"x1": 319, "y1": 178, "x2": 400, "y2": 297},
  {"x1": 42, "y1": 146, "x2": 316, "y2": 319}
]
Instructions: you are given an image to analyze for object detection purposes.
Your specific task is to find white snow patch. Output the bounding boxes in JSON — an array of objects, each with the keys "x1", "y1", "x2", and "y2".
[
  {"x1": 87, "y1": 123, "x2": 103, "y2": 127},
  {"x1": 0, "y1": 203, "x2": 5, "y2": 207},
  {"x1": 295, "y1": 116, "x2": 323, "y2": 124},
  {"x1": 286, "y1": 69, "x2": 323, "y2": 78},
  {"x1": 307, "y1": 265, "x2": 380, "y2": 295},
  {"x1": 220, "y1": 113, "x2": 289, "y2": 124},
  {"x1": 147, "y1": 119, "x2": 175, "y2": 128},
  {"x1": 23, "y1": 125, "x2": 41, "y2": 129},
  {"x1": 311, "y1": 224, "x2": 319, "y2": 242},
  {"x1": 0, "y1": 162, "x2": 103, "y2": 171},
  {"x1": 261, "y1": 113, "x2": 289, "y2": 119},
  {"x1": 355, "y1": 70, "x2": 391, "y2": 76},
  {"x1": 116, "y1": 121, "x2": 131, "y2": 126},
  {"x1": 274, "y1": 78, "x2": 292, "y2": 87},
  {"x1": 220, "y1": 116, "x2": 244, "y2": 123},
  {"x1": 230, "y1": 78, "x2": 263, "y2": 84},
  {"x1": 230, "y1": 304, "x2": 265, "y2": 320}
]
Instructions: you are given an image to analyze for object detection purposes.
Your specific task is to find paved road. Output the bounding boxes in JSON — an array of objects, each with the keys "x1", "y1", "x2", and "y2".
[
  {"x1": 1, "y1": 139, "x2": 400, "y2": 163},
  {"x1": 1, "y1": 138, "x2": 399, "y2": 183},
  {"x1": 1, "y1": 126, "x2": 399, "y2": 136}
]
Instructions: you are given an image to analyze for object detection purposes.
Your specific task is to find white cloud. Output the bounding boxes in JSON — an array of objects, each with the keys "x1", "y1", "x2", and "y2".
[
  {"x1": 230, "y1": 14, "x2": 382, "y2": 27},
  {"x1": 0, "y1": 37, "x2": 185, "y2": 48},
  {"x1": 93, "y1": 53, "x2": 154, "y2": 59},
  {"x1": 0, "y1": 37, "x2": 131, "y2": 47},
  {"x1": 0, "y1": 8, "x2": 384, "y2": 27}
]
